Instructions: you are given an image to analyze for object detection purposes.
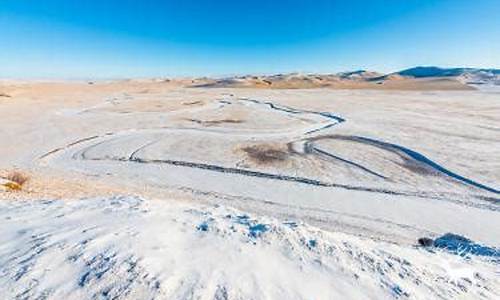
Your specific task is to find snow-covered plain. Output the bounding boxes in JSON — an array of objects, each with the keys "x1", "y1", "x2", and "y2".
[
  {"x1": 0, "y1": 82, "x2": 499, "y2": 299},
  {"x1": 1, "y1": 196, "x2": 498, "y2": 299}
]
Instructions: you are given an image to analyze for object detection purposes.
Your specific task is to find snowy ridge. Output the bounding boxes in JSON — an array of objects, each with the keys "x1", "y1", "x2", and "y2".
[{"x1": 1, "y1": 196, "x2": 498, "y2": 299}]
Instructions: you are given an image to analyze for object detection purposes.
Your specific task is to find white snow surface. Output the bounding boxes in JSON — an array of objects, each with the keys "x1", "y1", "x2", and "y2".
[
  {"x1": 1, "y1": 85, "x2": 500, "y2": 299},
  {"x1": 1, "y1": 196, "x2": 498, "y2": 300}
]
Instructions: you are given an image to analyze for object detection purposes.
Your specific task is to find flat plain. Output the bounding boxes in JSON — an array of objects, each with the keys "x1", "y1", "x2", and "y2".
[{"x1": 1, "y1": 80, "x2": 499, "y2": 299}]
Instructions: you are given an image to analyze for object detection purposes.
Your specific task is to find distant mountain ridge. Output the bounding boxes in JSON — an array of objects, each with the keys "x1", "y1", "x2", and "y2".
[
  {"x1": 392, "y1": 66, "x2": 500, "y2": 85},
  {"x1": 395, "y1": 66, "x2": 500, "y2": 77},
  {"x1": 189, "y1": 66, "x2": 500, "y2": 90}
]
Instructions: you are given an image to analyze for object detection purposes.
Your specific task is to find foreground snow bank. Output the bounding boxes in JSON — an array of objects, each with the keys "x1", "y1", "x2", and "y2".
[{"x1": 0, "y1": 196, "x2": 498, "y2": 299}]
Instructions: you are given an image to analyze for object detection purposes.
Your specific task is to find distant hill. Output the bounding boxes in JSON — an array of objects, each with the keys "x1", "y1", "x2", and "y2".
[
  {"x1": 338, "y1": 70, "x2": 383, "y2": 80},
  {"x1": 394, "y1": 66, "x2": 500, "y2": 85},
  {"x1": 396, "y1": 67, "x2": 473, "y2": 77},
  {"x1": 188, "y1": 66, "x2": 499, "y2": 90}
]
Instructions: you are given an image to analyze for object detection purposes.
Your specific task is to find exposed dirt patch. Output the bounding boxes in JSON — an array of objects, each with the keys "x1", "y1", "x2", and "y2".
[
  {"x1": 1, "y1": 170, "x2": 30, "y2": 191},
  {"x1": 397, "y1": 157, "x2": 438, "y2": 176},
  {"x1": 241, "y1": 144, "x2": 289, "y2": 164},
  {"x1": 0, "y1": 92, "x2": 11, "y2": 98},
  {"x1": 182, "y1": 100, "x2": 203, "y2": 106},
  {"x1": 0, "y1": 170, "x2": 124, "y2": 200},
  {"x1": 5, "y1": 170, "x2": 29, "y2": 186},
  {"x1": 187, "y1": 118, "x2": 244, "y2": 126},
  {"x1": 136, "y1": 89, "x2": 151, "y2": 94}
]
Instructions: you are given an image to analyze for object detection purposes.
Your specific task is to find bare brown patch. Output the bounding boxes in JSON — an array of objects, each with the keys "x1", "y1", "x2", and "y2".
[
  {"x1": 0, "y1": 170, "x2": 127, "y2": 200},
  {"x1": 0, "y1": 93, "x2": 11, "y2": 98},
  {"x1": 187, "y1": 118, "x2": 243, "y2": 126},
  {"x1": 398, "y1": 158, "x2": 438, "y2": 176},
  {"x1": 1, "y1": 170, "x2": 30, "y2": 191},
  {"x1": 182, "y1": 100, "x2": 202, "y2": 106},
  {"x1": 241, "y1": 144, "x2": 289, "y2": 164},
  {"x1": 136, "y1": 89, "x2": 151, "y2": 94},
  {"x1": 5, "y1": 170, "x2": 29, "y2": 186}
]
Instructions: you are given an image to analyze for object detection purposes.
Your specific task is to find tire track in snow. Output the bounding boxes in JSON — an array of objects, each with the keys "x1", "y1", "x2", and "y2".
[
  {"x1": 238, "y1": 97, "x2": 345, "y2": 135},
  {"x1": 38, "y1": 98, "x2": 499, "y2": 208},
  {"x1": 311, "y1": 135, "x2": 500, "y2": 195},
  {"x1": 80, "y1": 154, "x2": 499, "y2": 209},
  {"x1": 311, "y1": 145, "x2": 387, "y2": 179}
]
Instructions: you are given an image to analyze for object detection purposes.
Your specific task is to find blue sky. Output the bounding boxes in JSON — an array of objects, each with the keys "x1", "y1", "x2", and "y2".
[{"x1": 1, "y1": 0, "x2": 499, "y2": 78}]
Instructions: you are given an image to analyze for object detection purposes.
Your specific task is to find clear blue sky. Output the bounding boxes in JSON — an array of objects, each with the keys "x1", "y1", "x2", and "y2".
[{"x1": 1, "y1": 0, "x2": 499, "y2": 78}]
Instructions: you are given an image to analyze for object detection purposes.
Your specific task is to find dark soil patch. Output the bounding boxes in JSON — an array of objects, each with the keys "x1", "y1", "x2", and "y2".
[
  {"x1": 187, "y1": 118, "x2": 243, "y2": 126},
  {"x1": 183, "y1": 100, "x2": 202, "y2": 106},
  {"x1": 242, "y1": 145, "x2": 289, "y2": 164},
  {"x1": 5, "y1": 171, "x2": 29, "y2": 186}
]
